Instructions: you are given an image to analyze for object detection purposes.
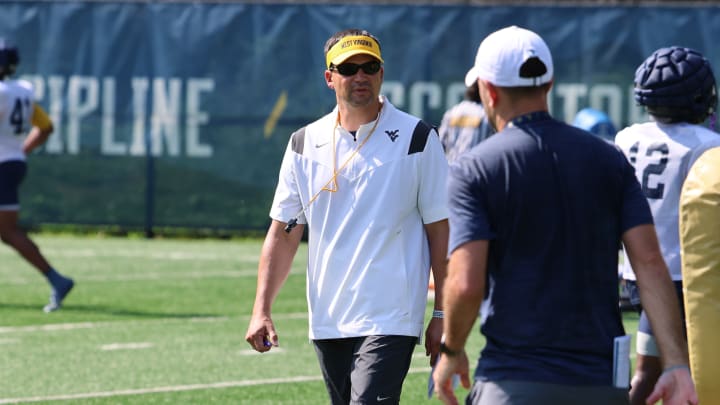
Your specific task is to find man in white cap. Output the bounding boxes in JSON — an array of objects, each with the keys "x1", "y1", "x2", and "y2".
[
  {"x1": 432, "y1": 26, "x2": 696, "y2": 405},
  {"x1": 245, "y1": 28, "x2": 449, "y2": 404}
]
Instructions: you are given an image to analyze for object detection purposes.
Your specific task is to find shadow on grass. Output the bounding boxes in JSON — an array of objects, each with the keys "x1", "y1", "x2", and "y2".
[{"x1": 0, "y1": 302, "x2": 223, "y2": 320}]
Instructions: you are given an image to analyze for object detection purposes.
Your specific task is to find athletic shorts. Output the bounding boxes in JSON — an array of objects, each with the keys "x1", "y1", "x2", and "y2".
[
  {"x1": 625, "y1": 279, "x2": 685, "y2": 356},
  {"x1": 0, "y1": 160, "x2": 26, "y2": 211},
  {"x1": 313, "y1": 335, "x2": 417, "y2": 405},
  {"x1": 466, "y1": 380, "x2": 630, "y2": 405}
]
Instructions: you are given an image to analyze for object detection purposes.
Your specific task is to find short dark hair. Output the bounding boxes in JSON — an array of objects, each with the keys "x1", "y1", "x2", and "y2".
[
  {"x1": 465, "y1": 81, "x2": 481, "y2": 103},
  {"x1": 0, "y1": 43, "x2": 19, "y2": 80}
]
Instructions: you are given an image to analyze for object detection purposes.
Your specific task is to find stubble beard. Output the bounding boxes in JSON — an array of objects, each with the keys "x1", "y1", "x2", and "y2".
[{"x1": 345, "y1": 83, "x2": 376, "y2": 108}]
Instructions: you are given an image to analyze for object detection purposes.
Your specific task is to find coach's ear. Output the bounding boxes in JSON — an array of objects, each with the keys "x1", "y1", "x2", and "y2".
[
  {"x1": 484, "y1": 80, "x2": 499, "y2": 108},
  {"x1": 325, "y1": 69, "x2": 334, "y2": 90}
]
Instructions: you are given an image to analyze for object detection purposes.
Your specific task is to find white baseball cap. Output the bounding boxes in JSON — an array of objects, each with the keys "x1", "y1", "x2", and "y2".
[{"x1": 464, "y1": 26, "x2": 554, "y2": 88}]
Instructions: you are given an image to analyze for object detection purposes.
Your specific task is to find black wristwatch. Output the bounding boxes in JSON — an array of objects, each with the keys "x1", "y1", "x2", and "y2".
[{"x1": 440, "y1": 335, "x2": 461, "y2": 357}]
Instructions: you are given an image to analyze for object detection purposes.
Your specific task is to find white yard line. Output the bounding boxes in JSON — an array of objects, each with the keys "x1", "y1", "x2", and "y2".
[
  {"x1": 237, "y1": 347, "x2": 285, "y2": 355},
  {"x1": 39, "y1": 249, "x2": 259, "y2": 261},
  {"x1": 0, "y1": 322, "x2": 97, "y2": 334},
  {"x1": 1, "y1": 248, "x2": 259, "y2": 261},
  {"x1": 0, "y1": 269, "x2": 291, "y2": 285},
  {"x1": 0, "y1": 367, "x2": 432, "y2": 403},
  {"x1": 100, "y1": 342, "x2": 154, "y2": 351},
  {"x1": 0, "y1": 312, "x2": 307, "y2": 335}
]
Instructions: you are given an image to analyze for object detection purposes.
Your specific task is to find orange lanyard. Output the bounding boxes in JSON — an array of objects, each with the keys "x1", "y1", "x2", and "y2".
[
  {"x1": 285, "y1": 109, "x2": 382, "y2": 233},
  {"x1": 320, "y1": 114, "x2": 380, "y2": 193}
]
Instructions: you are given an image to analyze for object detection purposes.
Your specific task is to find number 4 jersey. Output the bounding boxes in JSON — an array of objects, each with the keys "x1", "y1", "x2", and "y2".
[
  {"x1": 616, "y1": 121, "x2": 720, "y2": 281},
  {"x1": 0, "y1": 79, "x2": 35, "y2": 163}
]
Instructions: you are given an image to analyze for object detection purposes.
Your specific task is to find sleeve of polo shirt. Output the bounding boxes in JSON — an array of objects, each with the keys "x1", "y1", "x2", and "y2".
[
  {"x1": 619, "y1": 152, "x2": 653, "y2": 233},
  {"x1": 268, "y1": 138, "x2": 306, "y2": 224},
  {"x1": 447, "y1": 159, "x2": 494, "y2": 254},
  {"x1": 417, "y1": 129, "x2": 450, "y2": 224}
]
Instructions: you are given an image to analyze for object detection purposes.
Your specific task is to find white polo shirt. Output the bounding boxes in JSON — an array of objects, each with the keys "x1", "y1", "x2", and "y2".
[{"x1": 270, "y1": 96, "x2": 449, "y2": 340}]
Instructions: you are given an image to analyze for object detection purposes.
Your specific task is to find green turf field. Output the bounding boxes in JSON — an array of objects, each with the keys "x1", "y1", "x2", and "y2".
[{"x1": 0, "y1": 234, "x2": 638, "y2": 404}]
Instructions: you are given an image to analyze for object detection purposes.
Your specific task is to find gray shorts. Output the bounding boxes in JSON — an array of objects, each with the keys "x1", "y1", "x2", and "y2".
[
  {"x1": 312, "y1": 335, "x2": 417, "y2": 405},
  {"x1": 466, "y1": 380, "x2": 630, "y2": 405}
]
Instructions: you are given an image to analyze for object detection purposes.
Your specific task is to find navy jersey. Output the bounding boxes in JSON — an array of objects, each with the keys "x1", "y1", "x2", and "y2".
[{"x1": 447, "y1": 111, "x2": 652, "y2": 385}]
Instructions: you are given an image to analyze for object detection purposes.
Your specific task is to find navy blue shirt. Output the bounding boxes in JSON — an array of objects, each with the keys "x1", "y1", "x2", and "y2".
[{"x1": 447, "y1": 111, "x2": 652, "y2": 386}]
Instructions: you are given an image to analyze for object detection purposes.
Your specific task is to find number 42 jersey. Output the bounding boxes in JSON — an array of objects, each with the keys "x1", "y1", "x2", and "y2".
[
  {"x1": 616, "y1": 121, "x2": 720, "y2": 281},
  {"x1": 0, "y1": 79, "x2": 35, "y2": 163}
]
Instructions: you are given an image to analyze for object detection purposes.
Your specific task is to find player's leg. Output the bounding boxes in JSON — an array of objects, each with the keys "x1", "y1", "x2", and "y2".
[
  {"x1": 629, "y1": 281, "x2": 685, "y2": 405},
  {"x1": 0, "y1": 160, "x2": 48, "y2": 271},
  {"x1": 0, "y1": 160, "x2": 74, "y2": 312},
  {"x1": 0, "y1": 210, "x2": 75, "y2": 312},
  {"x1": 623, "y1": 279, "x2": 643, "y2": 313},
  {"x1": 349, "y1": 335, "x2": 416, "y2": 404},
  {"x1": 0, "y1": 209, "x2": 53, "y2": 271},
  {"x1": 628, "y1": 351, "x2": 661, "y2": 404},
  {"x1": 313, "y1": 337, "x2": 358, "y2": 405},
  {"x1": 626, "y1": 276, "x2": 659, "y2": 404},
  {"x1": 619, "y1": 278, "x2": 634, "y2": 312}
]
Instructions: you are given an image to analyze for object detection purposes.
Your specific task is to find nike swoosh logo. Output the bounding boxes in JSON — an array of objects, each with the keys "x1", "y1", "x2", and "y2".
[
  {"x1": 376, "y1": 395, "x2": 393, "y2": 402},
  {"x1": 315, "y1": 142, "x2": 329, "y2": 148}
]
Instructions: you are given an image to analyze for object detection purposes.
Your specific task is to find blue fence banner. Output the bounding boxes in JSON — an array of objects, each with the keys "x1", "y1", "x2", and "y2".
[{"x1": 1, "y1": 3, "x2": 718, "y2": 230}]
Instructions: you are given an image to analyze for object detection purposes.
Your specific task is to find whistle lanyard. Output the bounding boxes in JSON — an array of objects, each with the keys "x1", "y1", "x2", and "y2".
[
  {"x1": 285, "y1": 110, "x2": 381, "y2": 233},
  {"x1": 321, "y1": 115, "x2": 380, "y2": 193}
]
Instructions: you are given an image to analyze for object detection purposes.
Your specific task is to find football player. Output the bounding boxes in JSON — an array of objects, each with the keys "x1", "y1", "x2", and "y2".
[
  {"x1": 615, "y1": 46, "x2": 720, "y2": 405},
  {"x1": 0, "y1": 41, "x2": 74, "y2": 312}
]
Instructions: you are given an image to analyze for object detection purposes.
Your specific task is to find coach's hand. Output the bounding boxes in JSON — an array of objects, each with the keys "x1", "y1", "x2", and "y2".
[
  {"x1": 646, "y1": 365, "x2": 698, "y2": 405},
  {"x1": 425, "y1": 317, "x2": 443, "y2": 366},
  {"x1": 245, "y1": 314, "x2": 278, "y2": 352},
  {"x1": 433, "y1": 351, "x2": 470, "y2": 405}
]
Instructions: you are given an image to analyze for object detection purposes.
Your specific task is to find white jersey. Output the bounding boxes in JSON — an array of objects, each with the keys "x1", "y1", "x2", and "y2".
[
  {"x1": 0, "y1": 79, "x2": 34, "y2": 163},
  {"x1": 270, "y1": 96, "x2": 449, "y2": 340},
  {"x1": 438, "y1": 100, "x2": 492, "y2": 163},
  {"x1": 616, "y1": 121, "x2": 720, "y2": 281}
]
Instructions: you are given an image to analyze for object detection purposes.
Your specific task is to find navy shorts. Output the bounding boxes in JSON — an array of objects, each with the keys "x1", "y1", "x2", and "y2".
[{"x1": 0, "y1": 160, "x2": 27, "y2": 210}]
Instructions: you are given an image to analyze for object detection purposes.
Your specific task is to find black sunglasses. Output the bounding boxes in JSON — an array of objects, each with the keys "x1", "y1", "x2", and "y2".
[{"x1": 331, "y1": 61, "x2": 382, "y2": 76}]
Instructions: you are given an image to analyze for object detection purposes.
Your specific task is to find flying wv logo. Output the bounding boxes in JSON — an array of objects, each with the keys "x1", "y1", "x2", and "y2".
[{"x1": 385, "y1": 129, "x2": 399, "y2": 142}]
